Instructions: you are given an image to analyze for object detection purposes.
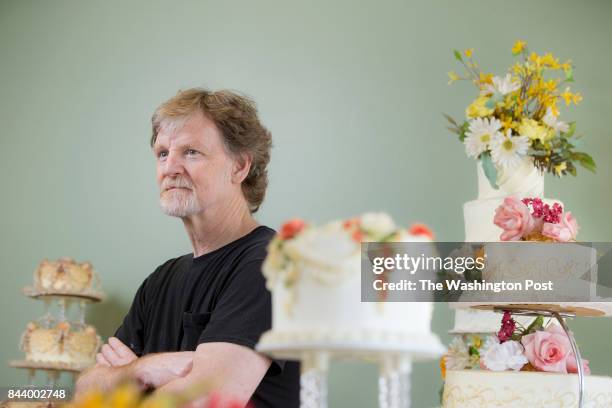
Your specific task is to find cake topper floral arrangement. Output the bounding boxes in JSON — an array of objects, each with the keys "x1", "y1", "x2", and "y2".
[
  {"x1": 445, "y1": 40, "x2": 596, "y2": 188},
  {"x1": 493, "y1": 196, "x2": 578, "y2": 242},
  {"x1": 441, "y1": 311, "x2": 589, "y2": 379}
]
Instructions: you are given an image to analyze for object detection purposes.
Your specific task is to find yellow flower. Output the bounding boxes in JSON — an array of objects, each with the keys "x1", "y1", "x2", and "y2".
[
  {"x1": 561, "y1": 60, "x2": 572, "y2": 72},
  {"x1": 543, "y1": 79, "x2": 559, "y2": 93},
  {"x1": 71, "y1": 390, "x2": 104, "y2": 408},
  {"x1": 470, "y1": 335, "x2": 482, "y2": 348},
  {"x1": 478, "y1": 72, "x2": 493, "y2": 85},
  {"x1": 447, "y1": 70, "x2": 460, "y2": 84},
  {"x1": 440, "y1": 356, "x2": 447, "y2": 379},
  {"x1": 560, "y1": 87, "x2": 582, "y2": 106},
  {"x1": 465, "y1": 95, "x2": 493, "y2": 118},
  {"x1": 540, "y1": 53, "x2": 561, "y2": 69},
  {"x1": 464, "y1": 48, "x2": 474, "y2": 58},
  {"x1": 512, "y1": 40, "x2": 527, "y2": 55},
  {"x1": 501, "y1": 117, "x2": 515, "y2": 131},
  {"x1": 518, "y1": 118, "x2": 553, "y2": 142},
  {"x1": 140, "y1": 394, "x2": 177, "y2": 408},
  {"x1": 541, "y1": 96, "x2": 560, "y2": 117},
  {"x1": 108, "y1": 384, "x2": 141, "y2": 408},
  {"x1": 554, "y1": 162, "x2": 567, "y2": 175},
  {"x1": 573, "y1": 93, "x2": 583, "y2": 105}
]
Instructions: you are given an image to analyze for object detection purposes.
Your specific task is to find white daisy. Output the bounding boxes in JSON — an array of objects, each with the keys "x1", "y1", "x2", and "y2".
[
  {"x1": 484, "y1": 73, "x2": 521, "y2": 96},
  {"x1": 490, "y1": 129, "x2": 530, "y2": 169},
  {"x1": 543, "y1": 107, "x2": 570, "y2": 133},
  {"x1": 464, "y1": 117, "x2": 503, "y2": 158}
]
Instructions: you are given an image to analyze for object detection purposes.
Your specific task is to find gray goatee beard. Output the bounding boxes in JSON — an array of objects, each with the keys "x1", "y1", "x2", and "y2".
[{"x1": 159, "y1": 177, "x2": 202, "y2": 217}]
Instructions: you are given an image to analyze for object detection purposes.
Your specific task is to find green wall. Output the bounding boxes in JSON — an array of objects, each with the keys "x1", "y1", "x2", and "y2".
[{"x1": 1, "y1": 1, "x2": 610, "y2": 406}]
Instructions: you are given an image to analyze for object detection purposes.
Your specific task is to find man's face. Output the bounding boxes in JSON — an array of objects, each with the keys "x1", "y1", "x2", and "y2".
[{"x1": 153, "y1": 113, "x2": 239, "y2": 218}]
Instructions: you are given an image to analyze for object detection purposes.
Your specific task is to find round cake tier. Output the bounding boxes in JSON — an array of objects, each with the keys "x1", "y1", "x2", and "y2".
[
  {"x1": 443, "y1": 369, "x2": 612, "y2": 407},
  {"x1": 476, "y1": 158, "x2": 544, "y2": 200},
  {"x1": 257, "y1": 329, "x2": 444, "y2": 361},
  {"x1": 261, "y1": 263, "x2": 443, "y2": 359},
  {"x1": 450, "y1": 308, "x2": 533, "y2": 334}
]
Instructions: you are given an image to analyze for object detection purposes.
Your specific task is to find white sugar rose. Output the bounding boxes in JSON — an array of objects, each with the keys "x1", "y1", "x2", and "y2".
[
  {"x1": 481, "y1": 338, "x2": 528, "y2": 371},
  {"x1": 360, "y1": 213, "x2": 397, "y2": 238}
]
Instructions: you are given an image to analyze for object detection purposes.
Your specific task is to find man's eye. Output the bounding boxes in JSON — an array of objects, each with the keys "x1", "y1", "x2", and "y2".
[
  {"x1": 157, "y1": 151, "x2": 168, "y2": 159},
  {"x1": 186, "y1": 149, "x2": 199, "y2": 156}
]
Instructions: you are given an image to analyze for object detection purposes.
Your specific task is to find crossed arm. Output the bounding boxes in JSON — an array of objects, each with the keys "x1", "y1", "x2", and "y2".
[{"x1": 75, "y1": 337, "x2": 272, "y2": 404}]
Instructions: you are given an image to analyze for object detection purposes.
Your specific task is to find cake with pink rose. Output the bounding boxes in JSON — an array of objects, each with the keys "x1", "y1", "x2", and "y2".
[
  {"x1": 442, "y1": 41, "x2": 612, "y2": 406},
  {"x1": 256, "y1": 212, "x2": 444, "y2": 357},
  {"x1": 442, "y1": 311, "x2": 612, "y2": 407},
  {"x1": 443, "y1": 197, "x2": 612, "y2": 407},
  {"x1": 445, "y1": 41, "x2": 602, "y2": 335}
]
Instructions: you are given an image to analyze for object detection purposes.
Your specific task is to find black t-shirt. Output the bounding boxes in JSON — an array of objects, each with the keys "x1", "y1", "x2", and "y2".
[{"x1": 114, "y1": 226, "x2": 300, "y2": 408}]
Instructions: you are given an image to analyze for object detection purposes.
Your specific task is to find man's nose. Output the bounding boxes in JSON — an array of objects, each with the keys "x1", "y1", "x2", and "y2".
[{"x1": 161, "y1": 151, "x2": 184, "y2": 177}]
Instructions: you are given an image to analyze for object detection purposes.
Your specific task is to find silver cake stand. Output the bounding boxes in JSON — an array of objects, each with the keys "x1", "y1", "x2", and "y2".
[{"x1": 257, "y1": 341, "x2": 443, "y2": 408}]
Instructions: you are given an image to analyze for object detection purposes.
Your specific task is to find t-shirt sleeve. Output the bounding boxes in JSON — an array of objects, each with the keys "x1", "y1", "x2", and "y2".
[
  {"x1": 198, "y1": 258, "x2": 285, "y2": 374},
  {"x1": 114, "y1": 278, "x2": 148, "y2": 356}
]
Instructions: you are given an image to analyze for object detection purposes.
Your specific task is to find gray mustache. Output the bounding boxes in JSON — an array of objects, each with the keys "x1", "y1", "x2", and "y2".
[{"x1": 161, "y1": 178, "x2": 193, "y2": 190}]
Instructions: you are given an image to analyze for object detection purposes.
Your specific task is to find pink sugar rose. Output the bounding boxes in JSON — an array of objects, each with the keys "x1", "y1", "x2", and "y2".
[
  {"x1": 494, "y1": 197, "x2": 536, "y2": 241},
  {"x1": 567, "y1": 351, "x2": 591, "y2": 375},
  {"x1": 542, "y1": 211, "x2": 579, "y2": 242},
  {"x1": 521, "y1": 324, "x2": 571, "y2": 373}
]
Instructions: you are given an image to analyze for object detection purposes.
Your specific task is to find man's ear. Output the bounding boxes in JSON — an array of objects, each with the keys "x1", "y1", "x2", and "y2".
[{"x1": 231, "y1": 152, "x2": 252, "y2": 184}]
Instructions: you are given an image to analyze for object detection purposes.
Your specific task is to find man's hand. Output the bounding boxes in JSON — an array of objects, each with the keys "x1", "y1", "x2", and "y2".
[
  {"x1": 97, "y1": 337, "x2": 138, "y2": 367},
  {"x1": 76, "y1": 337, "x2": 193, "y2": 396}
]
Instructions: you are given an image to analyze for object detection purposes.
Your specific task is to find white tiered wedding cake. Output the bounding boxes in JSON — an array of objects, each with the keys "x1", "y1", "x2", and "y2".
[
  {"x1": 453, "y1": 159, "x2": 561, "y2": 333},
  {"x1": 257, "y1": 213, "x2": 444, "y2": 358},
  {"x1": 442, "y1": 39, "x2": 612, "y2": 406},
  {"x1": 441, "y1": 162, "x2": 612, "y2": 406}
]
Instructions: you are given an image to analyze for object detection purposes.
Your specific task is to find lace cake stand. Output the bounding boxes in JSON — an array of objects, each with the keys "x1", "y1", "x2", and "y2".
[{"x1": 258, "y1": 340, "x2": 443, "y2": 408}]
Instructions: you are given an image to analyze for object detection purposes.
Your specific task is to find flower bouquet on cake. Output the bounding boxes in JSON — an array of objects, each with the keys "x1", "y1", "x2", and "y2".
[
  {"x1": 441, "y1": 311, "x2": 589, "y2": 377},
  {"x1": 494, "y1": 196, "x2": 578, "y2": 242},
  {"x1": 445, "y1": 40, "x2": 596, "y2": 188}
]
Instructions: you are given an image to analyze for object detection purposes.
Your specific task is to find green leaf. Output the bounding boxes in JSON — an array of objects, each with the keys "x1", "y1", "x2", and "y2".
[
  {"x1": 575, "y1": 152, "x2": 597, "y2": 173},
  {"x1": 526, "y1": 149, "x2": 549, "y2": 157},
  {"x1": 485, "y1": 98, "x2": 496, "y2": 109},
  {"x1": 443, "y1": 113, "x2": 459, "y2": 126},
  {"x1": 447, "y1": 126, "x2": 461, "y2": 135},
  {"x1": 459, "y1": 121, "x2": 469, "y2": 142},
  {"x1": 480, "y1": 152, "x2": 498, "y2": 189},
  {"x1": 565, "y1": 67, "x2": 574, "y2": 83},
  {"x1": 562, "y1": 122, "x2": 576, "y2": 138},
  {"x1": 523, "y1": 316, "x2": 544, "y2": 335},
  {"x1": 454, "y1": 49, "x2": 463, "y2": 62}
]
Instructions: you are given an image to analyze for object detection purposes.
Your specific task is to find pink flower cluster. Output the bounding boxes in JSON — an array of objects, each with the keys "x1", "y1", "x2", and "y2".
[
  {"x1": 493, "y1": 196, "x2": 579, "y2": 242},
  {"x1": 497, "y1": 311, "x2": 516, "y2": 342},
  {"x1": 521, "y1": 324, "x2": 590, "y2": 374}
]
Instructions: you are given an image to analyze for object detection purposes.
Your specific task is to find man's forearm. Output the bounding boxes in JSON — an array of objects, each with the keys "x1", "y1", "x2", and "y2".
[
  {"x1": 75, "y1": 352, "x2": 194, "y2": 397},
  {"x1": 75, "y1": 364, "x2": 135, "y2": 396}
]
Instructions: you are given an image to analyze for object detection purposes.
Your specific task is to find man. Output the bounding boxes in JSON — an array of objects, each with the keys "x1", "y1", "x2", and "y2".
[{"x1": 76, "y1": 88, "x2": 300, "y2": 407}]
